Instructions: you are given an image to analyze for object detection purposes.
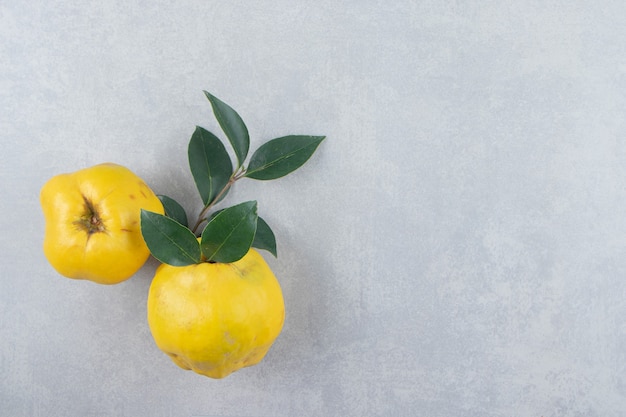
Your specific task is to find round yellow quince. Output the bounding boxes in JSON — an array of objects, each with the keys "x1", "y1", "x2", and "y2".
[
  {"x1": 40, "y1": 163, "x2": 164, "y2": 284},
  {"x1": 147, "y1": 249, "x2": 285, "y2": 379}
]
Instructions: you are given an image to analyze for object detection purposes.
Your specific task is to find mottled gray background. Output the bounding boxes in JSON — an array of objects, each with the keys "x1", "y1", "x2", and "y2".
[{"x1": 1, "y1": 1, "x2": 625, "y2": 416}]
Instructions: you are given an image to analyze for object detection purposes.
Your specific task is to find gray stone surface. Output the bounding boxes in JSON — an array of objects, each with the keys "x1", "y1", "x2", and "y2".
[{"x1": 1, "y1": 1, "x2": 626, "y2": 416}]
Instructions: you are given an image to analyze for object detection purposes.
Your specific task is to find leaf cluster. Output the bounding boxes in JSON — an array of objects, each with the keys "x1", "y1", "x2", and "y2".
[{"x1": 140, "y1": 91, "x2": 325, "y2": 265}]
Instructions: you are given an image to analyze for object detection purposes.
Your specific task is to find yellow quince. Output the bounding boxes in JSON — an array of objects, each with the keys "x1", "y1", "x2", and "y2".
[
  {"x1": 40, "y1": 163, "x2": 164, "y2": 284},
  {"x1": 147, "y1": 249, "x2": 285, "y2": 378}
]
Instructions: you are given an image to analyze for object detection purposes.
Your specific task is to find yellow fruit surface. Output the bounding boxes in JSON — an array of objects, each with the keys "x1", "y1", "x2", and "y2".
[
  {"x1": 40, "y1": 162, "x2": 164, "y2": 284},
  {"x1": 147, "y1": 249, "x2": 285, "y2": 379}
]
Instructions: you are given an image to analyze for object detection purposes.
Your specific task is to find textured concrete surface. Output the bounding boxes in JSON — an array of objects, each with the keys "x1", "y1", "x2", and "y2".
[{"x1": 1, "y1": 1, "x2": 626, "y2": 416}]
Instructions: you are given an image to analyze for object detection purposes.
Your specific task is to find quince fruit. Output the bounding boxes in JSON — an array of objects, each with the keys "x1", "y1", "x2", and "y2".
[
  {"x1": 147, "y1": 249, "x2": 285, "y2": 379},
  {"x1": 40, "y1": 163, "x2": 164, "y2": 284}
]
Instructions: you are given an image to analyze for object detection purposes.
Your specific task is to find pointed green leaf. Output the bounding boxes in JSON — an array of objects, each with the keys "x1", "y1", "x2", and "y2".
[
  {"x1": 245, "y1": 135, "x2": 325, "y2": 180},
  {"x1": 157, "y1": 195, "x2": 188, "y2": 227},
  {"x1": 204, "y1": 91, "x2": 250, "y2": 167},
  {"x1": 188, "y1": 126, "x2": 233, "y2": 205},
  {"x1": 200, "y1": 201, "x2": 258, "y2": 263},
  {"x1": 140, "y1": 210, "x2": 201, "y2": 266},
  {"x1": 252, "y1": 216, "x2": 277, "y2": 257}
]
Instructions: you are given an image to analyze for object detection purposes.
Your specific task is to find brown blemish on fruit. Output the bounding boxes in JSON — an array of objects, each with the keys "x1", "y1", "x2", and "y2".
[
  {"x1": 137, "y1": 181, "x2": 150, "y2": 198},
  {"x1": 129, "y1": 194, "x2": 136, "y2": 200}
]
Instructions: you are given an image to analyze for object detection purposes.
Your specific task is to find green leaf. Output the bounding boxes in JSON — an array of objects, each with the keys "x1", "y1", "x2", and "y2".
[
  {"x1": 204, "y1": 91, "x2": 250, "y2": 167},
  {"x1": 252, "y1": 216, "x2": 277, "y2": 257},
  {"x1": 200, "y1": 201, "x2": 258, "y2": 263},
  {"x1": 140, "y1": 210, "x2": 201, "y2": 266},
  {"x1": 157, "y1": 195, "x2": 188, "y2": 227},
  {"x1": 245, "y1": 135, "x2": 325, "y2": 180},
  {"x1": 188, "y1": 126, "x2": 233, "y2": 205}
]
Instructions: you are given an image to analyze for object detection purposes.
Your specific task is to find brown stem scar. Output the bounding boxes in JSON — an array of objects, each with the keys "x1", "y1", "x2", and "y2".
[{"x1": 73, "y1": 195, "x2": 106, "y2": 235}]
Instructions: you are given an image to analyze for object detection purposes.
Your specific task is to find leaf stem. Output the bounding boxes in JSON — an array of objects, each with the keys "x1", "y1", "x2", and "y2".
[{"x1": 191, "y1": 167, "x2": 247, "y2": 234}]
